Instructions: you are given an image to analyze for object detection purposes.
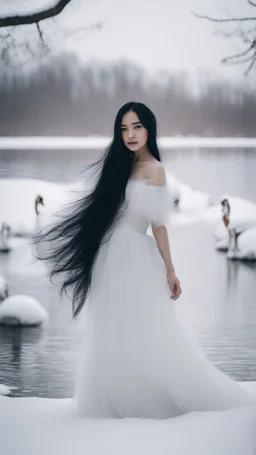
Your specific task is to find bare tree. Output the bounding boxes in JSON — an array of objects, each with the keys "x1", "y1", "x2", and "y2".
[
  {"x1": 192, "y1": 1, "x2": 256, "y2": 75},
  {"x1": 0, "y1": 1, "x2": 102, "y2": 65}
]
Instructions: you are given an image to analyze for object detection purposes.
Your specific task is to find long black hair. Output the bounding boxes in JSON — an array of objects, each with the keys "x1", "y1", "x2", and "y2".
[{"x1": 33, "y1": 101, "x2": 162, "y2": 317}]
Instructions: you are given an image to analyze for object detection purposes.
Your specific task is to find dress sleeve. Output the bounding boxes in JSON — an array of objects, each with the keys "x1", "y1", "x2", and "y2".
[
  {"x1": 147, "y1": 183, "x2": 173, "y2": 227},
  {"x1": 129, "y1": 179, "x2": 173, "y2": 227}
]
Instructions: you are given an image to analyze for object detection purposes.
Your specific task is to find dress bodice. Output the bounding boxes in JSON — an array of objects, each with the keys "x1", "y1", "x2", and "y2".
[{"x1": 114, "y1": 179, "x2": 173, "y2": 234}]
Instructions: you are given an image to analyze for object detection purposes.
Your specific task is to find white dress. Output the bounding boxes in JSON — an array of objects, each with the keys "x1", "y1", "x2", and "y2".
[{"x1": 74, "y1": 177, "x2": 253, "y2": 418}]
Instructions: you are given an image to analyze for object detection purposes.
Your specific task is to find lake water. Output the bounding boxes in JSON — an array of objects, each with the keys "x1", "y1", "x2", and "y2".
[{"x1": 0, "y1": 146, "x2": 256, "y2": 398}]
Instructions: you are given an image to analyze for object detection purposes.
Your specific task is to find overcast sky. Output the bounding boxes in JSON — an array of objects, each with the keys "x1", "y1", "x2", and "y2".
[{"x1": 2, "y1": 0, "x2": 255, "y2": 88}]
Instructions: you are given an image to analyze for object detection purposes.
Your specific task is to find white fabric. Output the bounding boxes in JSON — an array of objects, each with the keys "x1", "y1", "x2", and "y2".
[{"x1": 74, "y1": 179, "x2": 254, "y2": 419}]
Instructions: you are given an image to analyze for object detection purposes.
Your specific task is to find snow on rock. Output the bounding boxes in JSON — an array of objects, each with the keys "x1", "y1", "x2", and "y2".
[
  {"x1": 0, "y1": 295, "x2": 48, "y2": 326},
  {"x1": 0, "y1": 384, "x2": 11, "y2": 396},
  {"x1": 166, "y1": 171, "x2": 212, "y2": 213},
  {"x1": 195, "y1": 204, "x2": 222, "y2": 224},
  {"x1": 178, "y1": 183, "x2": 212, "y2": 212},
  {"x1": 0, "y1": 384, "x2": 255, "y2": 455}
]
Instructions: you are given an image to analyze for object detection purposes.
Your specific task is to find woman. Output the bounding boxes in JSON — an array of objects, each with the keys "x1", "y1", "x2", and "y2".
[{"x1": 34, "y1": 101, "x2": 253, "y2": 419}]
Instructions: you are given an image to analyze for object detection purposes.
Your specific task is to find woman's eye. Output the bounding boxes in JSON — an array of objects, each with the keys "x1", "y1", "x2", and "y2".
[
  {"x1": 121, "y1": 128, "x2": 126, "y2": 132},
  {"x1": 135, "y1": 125, "x2": 141, "y2": 129}
]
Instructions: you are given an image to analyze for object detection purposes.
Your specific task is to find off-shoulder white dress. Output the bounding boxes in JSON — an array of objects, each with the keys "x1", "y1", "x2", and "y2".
[{"x1": 74, "y1": 178, "x2": 252, "y2": 418}]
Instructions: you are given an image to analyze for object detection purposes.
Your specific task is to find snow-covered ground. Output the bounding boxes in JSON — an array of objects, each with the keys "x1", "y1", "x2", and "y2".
[
  {"x1": 0, "y1": 382, "x2": 255, "y2": 455},
  {"x1": 1, "y1": 136, "x2": 256, "y2": 150}
]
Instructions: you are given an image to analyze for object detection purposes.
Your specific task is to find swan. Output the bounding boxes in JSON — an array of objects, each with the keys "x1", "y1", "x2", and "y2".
[
  {"x1": 227, "y1": 226, "x2": 256, "y2": 260},
  {"x1": 34, "y1": 195, "x2": 44, "y2": 216},
  {"x1": 0, "y1": 178, "x2": 84, "y2": 237},
  {"x1": 213, "y1": 196, "x2": 256, "y2": 255},
  {"x1": 0, "y1": 222, "x2": 11, "y2": 253},
  {"x1": 0, "y1": 179, "x2": 68, "y2": 237},
  {"x1": 0, "y1": 194, "x2": 45, "y2": 238}
]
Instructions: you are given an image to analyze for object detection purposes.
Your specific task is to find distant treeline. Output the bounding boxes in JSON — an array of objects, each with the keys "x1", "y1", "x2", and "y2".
[{"x1": 0, "y1": 54, "x2": 256, "y2": 136}]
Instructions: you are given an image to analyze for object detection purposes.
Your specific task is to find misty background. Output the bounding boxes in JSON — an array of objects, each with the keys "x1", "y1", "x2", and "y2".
[
  {"x1": 0, "y1": 0, "x2": 256, "y2": 137},
  {"x1": 1, "y1": 57, "x2": 256, "y2": 136}
]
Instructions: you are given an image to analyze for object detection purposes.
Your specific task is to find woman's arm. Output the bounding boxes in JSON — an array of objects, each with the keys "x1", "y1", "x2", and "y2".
[
  {"x1": 149, "y1": 165, "x2": 182, "y2": 301},
  {"x1": 151, "y1": 224, "x2": 175, "y2": 274},
  {"x1": 152, "y1": 224, "x2": 181, "y2": 301}
]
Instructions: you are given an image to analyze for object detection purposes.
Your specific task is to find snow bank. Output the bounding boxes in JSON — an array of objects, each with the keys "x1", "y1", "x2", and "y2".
[
  {"x1": 0, "y1": 384, "x2": 11, "y2": 396},
  {"x1": 0, "y1": 383, "x2": 255, "y2": 455},
  {"x1": 1, "y1": 136, "x2": 256, "y2": 150},
  {"x1": 0, "y1": 295, "x2": 48, "y2": 326}
]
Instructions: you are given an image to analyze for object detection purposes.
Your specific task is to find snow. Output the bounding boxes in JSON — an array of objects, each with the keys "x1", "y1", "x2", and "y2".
[
  {"x1": 1, "y1": 136, "x2": 256, "y2": 150},
  {"x1": 0, "y1": 383, "x2": 255, "y2": 455},
  {"x1": 0, "y1": 295, "x2": 48, "y2": 326},
  {"x1": 175, "y1": 182, "x2": 212, "y2": 212},
  {"x1": 166, "y1": 171, "x2": 212, "y2": 213},
  {"x1": 0, "y1": 384, "x2": 11, "y2": 396}
]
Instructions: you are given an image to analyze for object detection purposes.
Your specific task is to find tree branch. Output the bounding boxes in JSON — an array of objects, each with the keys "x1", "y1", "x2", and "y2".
[
  {"x1": 244, "y1": 55, "x2": 256, "y2": 74},
  {"x1": 191, "y1": 11, "x2": 256, "y2": 23},
  {"x1": 192, "y1": 5, "x2": 256, "y2": 76},
  {"x1": 221, "y1": 41, "x2": 256, "y2": 62},
  {"x1": 36, "y1": 23, "x2": 47, "y2": 48},
  {"x1": 0, "y1": 0, "x2": 72, "y2": 27}
]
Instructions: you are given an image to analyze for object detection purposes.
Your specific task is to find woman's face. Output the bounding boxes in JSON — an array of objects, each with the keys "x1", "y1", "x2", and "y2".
[{"x1": 121, "y1": 111, "x2": 148, "y2": 152}]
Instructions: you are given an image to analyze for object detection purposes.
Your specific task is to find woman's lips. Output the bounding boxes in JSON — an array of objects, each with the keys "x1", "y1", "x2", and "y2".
[{"x1": 128, "y1": 142, "x2": 137, "y2": 145}]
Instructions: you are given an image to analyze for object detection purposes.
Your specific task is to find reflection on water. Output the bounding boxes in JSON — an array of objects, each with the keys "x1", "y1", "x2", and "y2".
[{"x1": 0, "y1": 148, "x2": 256, "y2": 398}]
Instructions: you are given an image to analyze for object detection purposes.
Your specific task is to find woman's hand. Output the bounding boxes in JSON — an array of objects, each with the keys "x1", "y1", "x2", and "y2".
[{"x1": 167, "y1": 270, "x2": 182, "y2": 301}]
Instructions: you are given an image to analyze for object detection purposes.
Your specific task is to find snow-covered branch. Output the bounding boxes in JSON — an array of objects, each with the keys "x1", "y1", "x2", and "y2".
[
  {"x1": 0, "y1": 0, "x2": 72, "y2": 27},
  {"x1": 0, "y1": 1, "x2": 102, "y2": 67}
]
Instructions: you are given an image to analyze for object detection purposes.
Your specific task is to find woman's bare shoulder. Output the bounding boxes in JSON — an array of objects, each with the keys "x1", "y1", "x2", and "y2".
[
  {"x1": 131, "y1": 159, "x2": 165, "y2": 182},
  {"x1": 145, "y1": 161, "x2": 166, "y2": 186}
]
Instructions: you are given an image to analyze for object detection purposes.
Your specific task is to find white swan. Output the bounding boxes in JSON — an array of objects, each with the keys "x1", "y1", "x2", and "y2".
[
  {"x1": 0, "y1": 293, "x2": 48, "y2": 326},
  {"x1": 213, "y1": 196, "x2": 256, "y2": 256},
  {"x1": 0, "y1": 222, "x2": 11, "y2": 253},
  {"x1": 227, "y1": 226, "x2": 256, "y2": 260},
  {"x1": 0, "y1": 178, "x2": 73, "y2": 237}
]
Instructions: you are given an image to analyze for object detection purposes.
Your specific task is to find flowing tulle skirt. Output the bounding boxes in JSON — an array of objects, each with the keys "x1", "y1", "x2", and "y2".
[{"x1": 74, "y1": 227, "x2": 253, "y2": 418}]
